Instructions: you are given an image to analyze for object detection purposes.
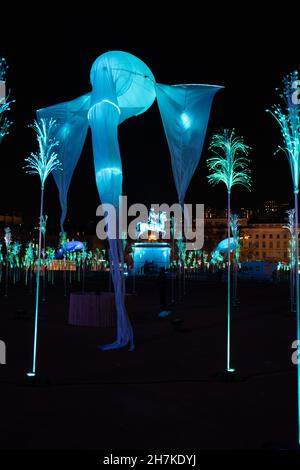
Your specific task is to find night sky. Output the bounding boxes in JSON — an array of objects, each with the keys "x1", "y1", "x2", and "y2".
[{"x1": 1, "y1": 16, "x2": 299, "y2": 233}]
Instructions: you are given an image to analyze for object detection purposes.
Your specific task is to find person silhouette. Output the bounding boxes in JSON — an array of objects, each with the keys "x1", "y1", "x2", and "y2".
[{"x1": 157, "y1": 267, "x2": 171, "y2": 317}]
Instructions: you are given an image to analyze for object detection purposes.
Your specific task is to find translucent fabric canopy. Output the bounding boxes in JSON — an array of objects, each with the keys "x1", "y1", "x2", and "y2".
[
  {"x1": 37, "y1": 94, "x2": 90, "y2": 231},
  {"x1": 155, "y1": 83, "x2": 223, "y2": 207},
  {"x1": 36, "y1": 51, "x2": 222, "y2": 350},
  {"x1": 88, "y1": 51, "x2": 156, "y2": 208}
]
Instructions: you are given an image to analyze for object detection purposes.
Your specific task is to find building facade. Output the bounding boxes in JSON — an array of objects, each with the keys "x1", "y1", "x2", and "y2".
[
  {"x1": 201, "y1": 217, "x2": 291, "y2": 263},
  {"x1": 239, "y1": 223, "x2": 290, "y2": 262}
]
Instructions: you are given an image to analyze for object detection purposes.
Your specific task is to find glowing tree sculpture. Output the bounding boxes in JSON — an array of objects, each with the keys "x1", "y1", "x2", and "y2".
[
  {"x1": 24, "y1": 118, "x2": 61, "y2": 378},
  {"x1": 59, "y1": 231, "x2": 68, "y2": 297},
  {"x1": 10, "y1": 241, "x2": 21, "y2": 284},
  {"x1": 81, "y1": 242, "x2": 87, "y2": 293},
  {"x1": 0, "y1": 57, "x2": 14, "y2": 145},
  {"x1": 267, "y1": 71, "x2": 300, "y2": 442},
  {"x1": 24, "y1": 241, "x2": 34, "y2": 289},
  {"x1": 283, "y1": 209, "x2": 296, "y2": 313},
  {"x1": 207, "y1": 129, "x2": 251, "y2": 375}
]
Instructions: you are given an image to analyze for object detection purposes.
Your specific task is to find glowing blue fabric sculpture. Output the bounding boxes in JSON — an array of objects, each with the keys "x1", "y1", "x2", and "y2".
[
  {"x1": 210, "y1": 237, "x2": 238, "y2": 265},
  {"x1": 36, "y1": 51, "x2": 222, "y2": 351},
  {"x1": 55, "y1": 240, "x2": 84, "y2": 259},
  {"x1": 37, "y1": 94, "x2": 90, "y2": 231},
  {"x1": 88, "y1": 52, "x2": 156, "y2": 207},
  {"x1": 156, "y1": 83, "x2": 222, "y2": 207}
]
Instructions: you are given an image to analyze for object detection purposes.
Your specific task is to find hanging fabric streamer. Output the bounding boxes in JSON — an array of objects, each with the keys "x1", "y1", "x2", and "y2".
[
  {"x1": 88, "y1": 51, "x2": 156, "y2": 350},
  {"x1": 155, "y1": 83, "x2": 223, "y2": 208},
  {"x1": 37, "y1": 93, "x2": 91, "y2": 231}
]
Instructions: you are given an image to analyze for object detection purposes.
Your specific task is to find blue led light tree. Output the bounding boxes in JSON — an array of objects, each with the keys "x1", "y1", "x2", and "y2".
[
  {"x1": 0, "y1": 57, "x2": 14, "y2": 144},
  {"x1": 267, "y1": 71, "x2": 300, "y2": 443},
  {"x1": 283, "y1": 209, "x2": 296, "y2": 313},
  {"x1": 24, "y1": 241, "x2": 34, "y2": 289},
  {"x1": 58, "y1": 230, "x2": 68, "y2": 297},
  {"x1": 24, "y1": 118, "x2": 61, "y2": 378},
  {"x1": 207, "y1": 129, "x2": 251, "y2": 375}
]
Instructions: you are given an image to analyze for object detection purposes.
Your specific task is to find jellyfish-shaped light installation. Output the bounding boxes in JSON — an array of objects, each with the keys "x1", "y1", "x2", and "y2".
[{"x1": 37, "y1": 51, "x2": 222, "y2": 351}]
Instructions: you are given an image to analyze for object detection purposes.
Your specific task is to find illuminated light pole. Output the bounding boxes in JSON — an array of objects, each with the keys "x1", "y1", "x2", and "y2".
[
  {"x1": 283, "y1": 209, "x2": 296, "y2": 313},
  {"x1": 207, "y1": 129, "x2": 251, "y2": 377},
  {"x1": 4, "y1": 227, "x2": 11, "y2": 297},
  {"x1": 230, "y1": 214, "x2": 240, "y2": 307},
  {"x1": 24, "y1": 118, "x2": 61, "y2": 380},
  {"x1": 267, "y1": 71, "x2": 300, "y2": 444},
  {"x1": 171, "y1": 216, "x2": 175, "y2": 303},
  {"x1": 0, "y1": 57, "x2": 15, "y2": 145},
  {"x1": 40, "y1": 215, "x2": 48, "y2": 302},
  {"x1": 59, "y1": 231, "x2": 68, "y2": 297}
]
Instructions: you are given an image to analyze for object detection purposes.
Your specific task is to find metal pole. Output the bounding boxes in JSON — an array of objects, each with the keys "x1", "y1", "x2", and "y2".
[
  {"x1": 42, "y1": 233, "x2": 46, "y2": 302},
  {"x1": 227, "y1": 190, "x2": 232, "y2": 372},
  {"x1": 294, "y1": 191, "x2": 300, "y2": 444},
  {"x1": 28, "y1": 186, "x2": 44, "y2": 376},
  {"x1": 171, "y1": 221, "x2": 175, "y2": 303}
]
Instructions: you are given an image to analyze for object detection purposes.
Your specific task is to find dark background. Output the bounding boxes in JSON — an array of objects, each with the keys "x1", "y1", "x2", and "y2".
[{"x1": 0, "y1": 13, "x2": 299, "y2": 232}]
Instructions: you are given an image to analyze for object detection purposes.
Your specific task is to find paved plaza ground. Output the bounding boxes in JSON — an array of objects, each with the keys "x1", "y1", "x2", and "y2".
[{"x1": 0, "y1": 273, "x2": 298, "y2": 450}]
